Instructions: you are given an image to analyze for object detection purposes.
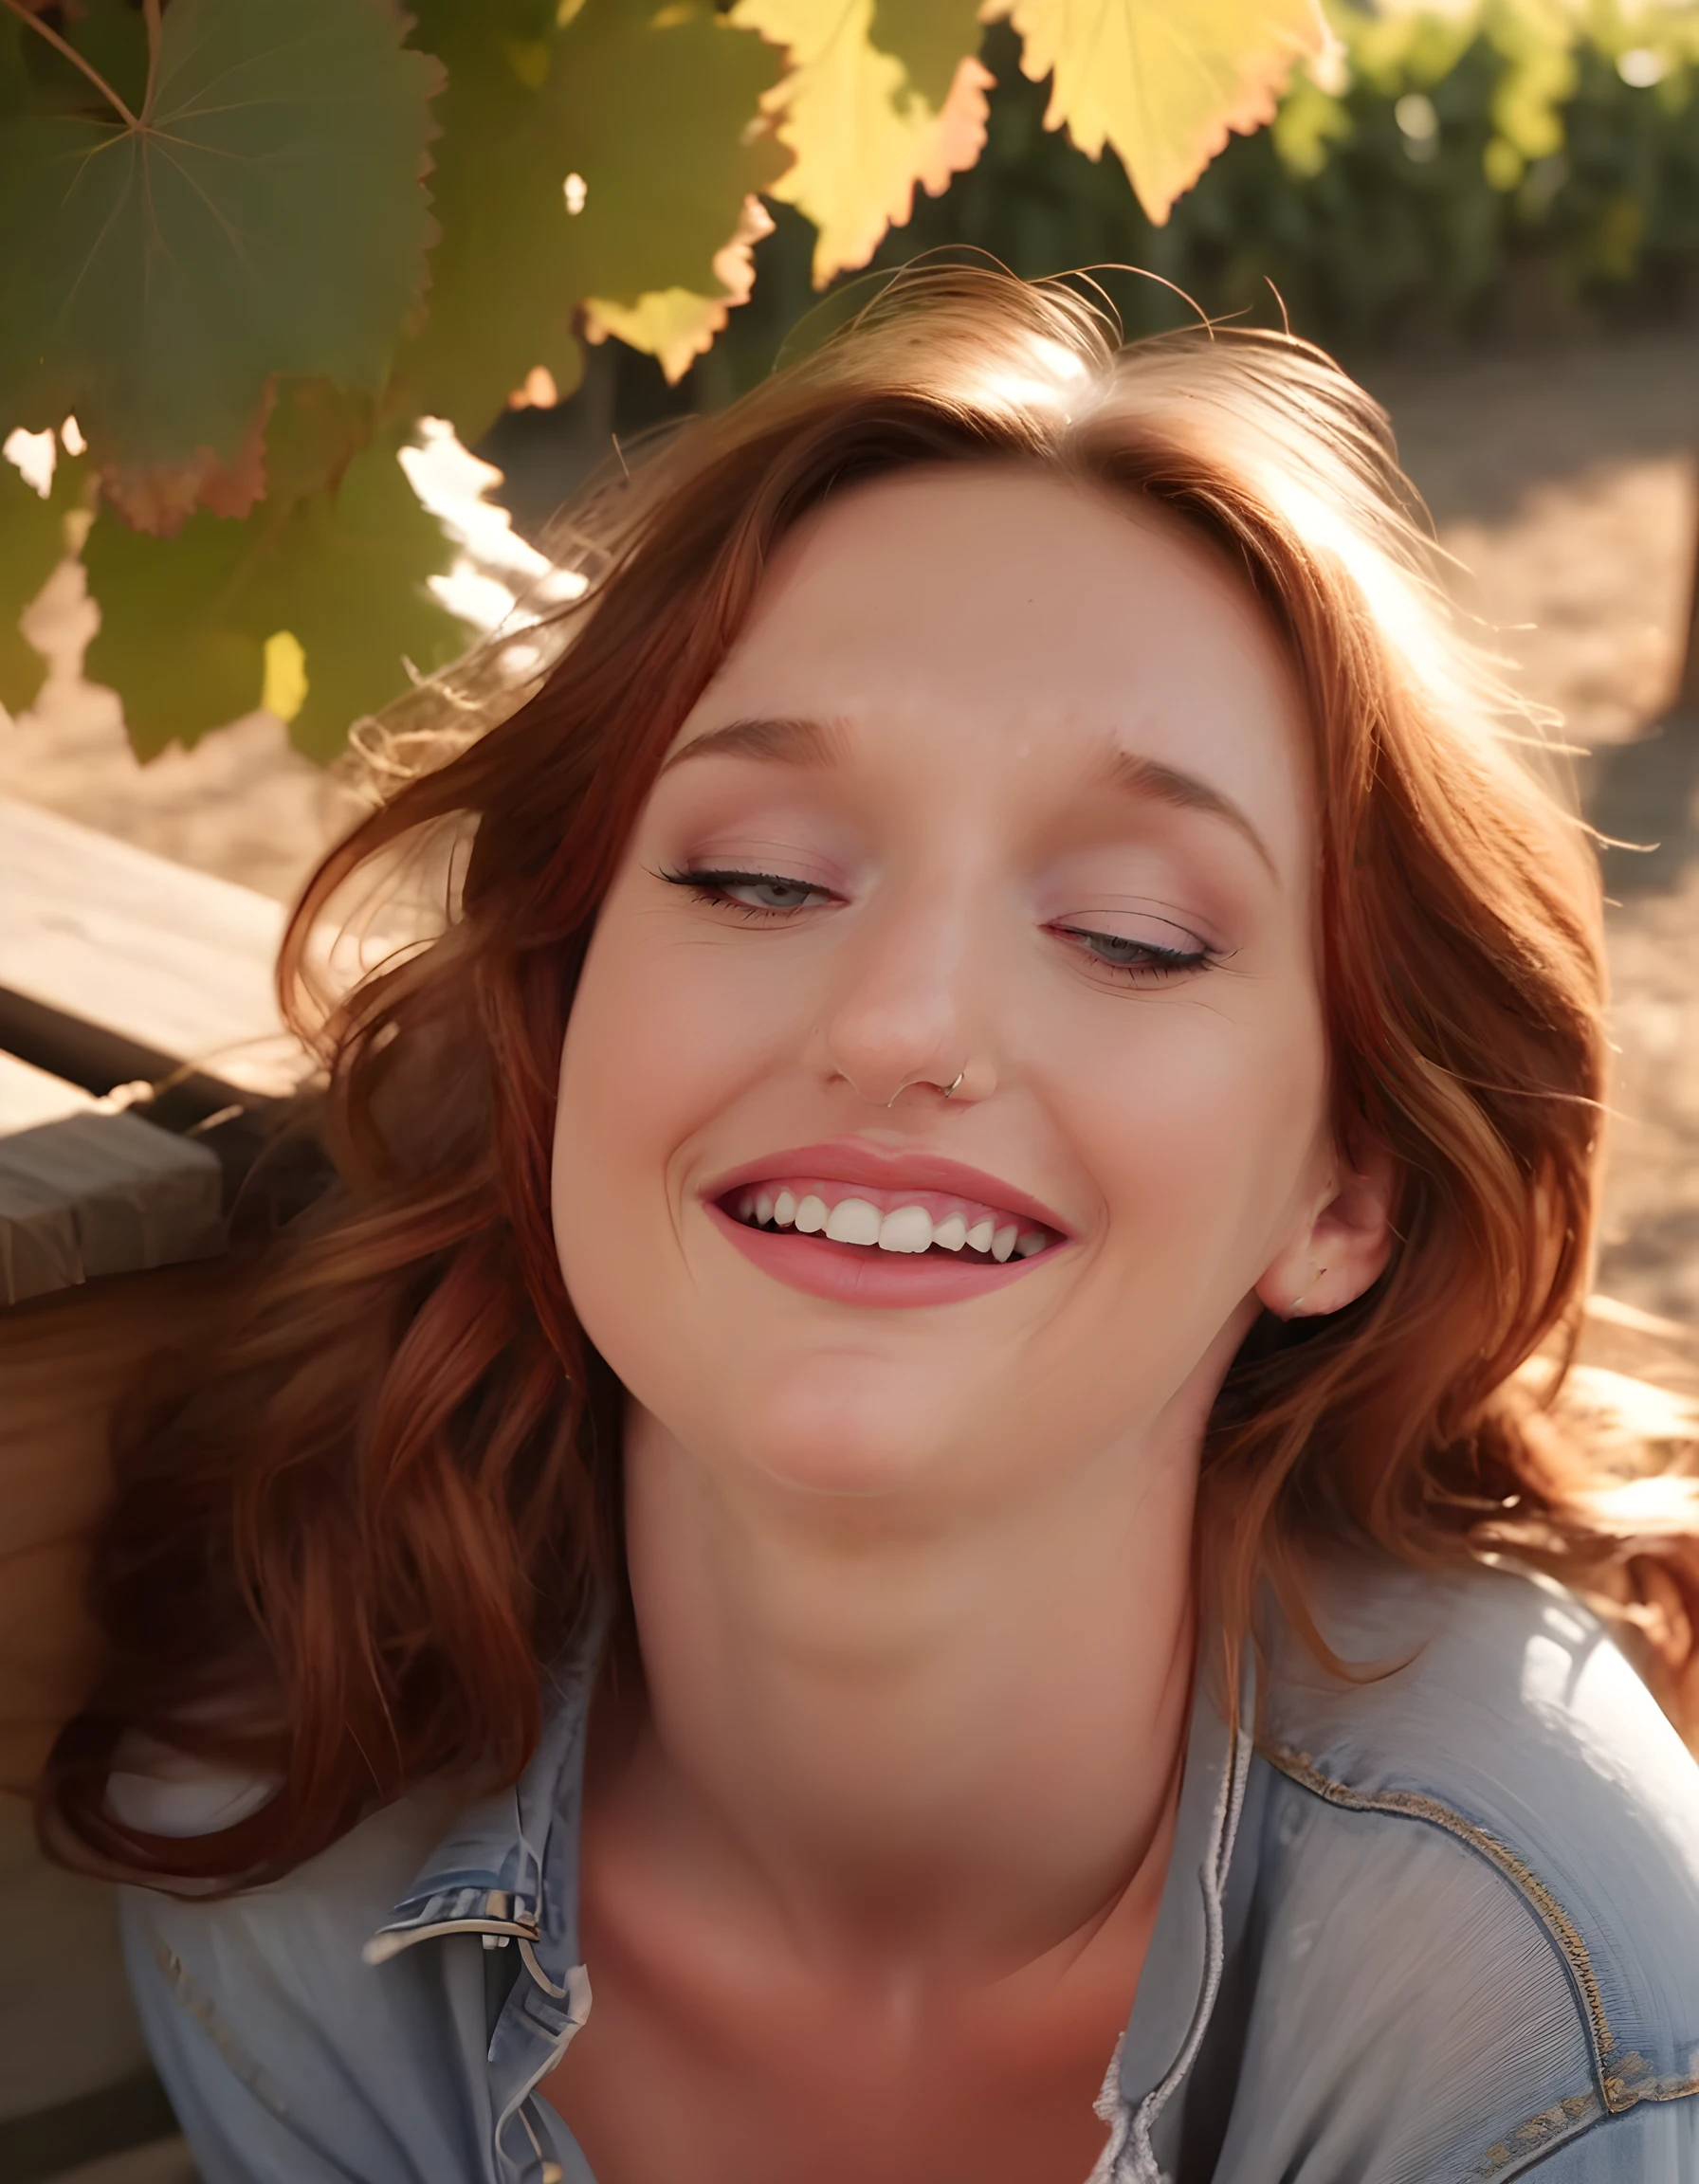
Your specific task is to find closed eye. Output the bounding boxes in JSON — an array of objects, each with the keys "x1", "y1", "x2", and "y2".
[
  {"x1": 1051, "y1": 921, "x2": 1222, "y2": 984},
  {"x1": 659, "y1": 865, "x2": 838, "y2": 916}
]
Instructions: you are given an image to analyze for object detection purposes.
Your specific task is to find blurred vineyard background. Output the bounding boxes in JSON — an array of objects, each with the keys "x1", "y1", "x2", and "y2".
[{"x1": 4, "y1": 0, "x2": 1699, "y2": 1331}]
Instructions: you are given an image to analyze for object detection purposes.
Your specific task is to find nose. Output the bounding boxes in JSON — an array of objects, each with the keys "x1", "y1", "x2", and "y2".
[{"x1": 811, "y1": 883, "x2": 997, "y2": 1110}]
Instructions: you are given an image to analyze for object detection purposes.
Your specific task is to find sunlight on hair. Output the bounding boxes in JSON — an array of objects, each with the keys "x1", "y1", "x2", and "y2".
[
  {"x1": 971, "y1": 330, "x2": 1092, "y2": 421},
  {"x1": 1268, "y1": 466, "x2": 1490, "y2": 720}
]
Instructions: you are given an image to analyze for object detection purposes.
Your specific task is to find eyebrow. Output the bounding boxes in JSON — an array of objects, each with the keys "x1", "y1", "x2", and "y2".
[
  {"x1": 663, "y1": 715, "x2": 1276, "y2": 877},
  {"x1": 660, "y1": 715, "x2": 849, "y2": 774},
  {"x1": 1094, "y1": 749, "x2": 1277, "y2": 878}
]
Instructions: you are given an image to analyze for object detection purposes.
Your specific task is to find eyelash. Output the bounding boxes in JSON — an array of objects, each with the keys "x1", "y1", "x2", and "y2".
[
  {"x1": 659, "y1": 865, "x2": 836, "y2": 919},
  {"x1": 1051, "y1": 924, "x2": 1219, "y2": 984},
  {"x1": 658, "y1": 867, "x2": 1223, "y2": 984}
]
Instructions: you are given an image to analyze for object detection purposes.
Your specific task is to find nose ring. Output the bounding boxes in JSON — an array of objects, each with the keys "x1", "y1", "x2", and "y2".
[{"x1": 886, "y1": 1067, "x2": 968, "y2": 1109}]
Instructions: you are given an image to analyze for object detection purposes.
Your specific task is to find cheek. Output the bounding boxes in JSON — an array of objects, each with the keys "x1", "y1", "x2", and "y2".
[
  {"x1": 550, "y1": 897, "x2": 775, "y2": 1362},
  {"x1": 1062, "y1": 984, "x2": 1328, "y2": 1284}
]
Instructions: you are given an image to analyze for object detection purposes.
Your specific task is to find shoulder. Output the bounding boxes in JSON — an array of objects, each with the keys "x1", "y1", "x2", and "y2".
[
  {"x1": 119, "y1": 1782, "x2": 495, "y2": 2182},
  {"x1": 1247, "y1": 1555, "x2": 1699, "y2": 2168},
  {"x1": 120, "y1": 1774, "x2": 472, "y2": 2029}
]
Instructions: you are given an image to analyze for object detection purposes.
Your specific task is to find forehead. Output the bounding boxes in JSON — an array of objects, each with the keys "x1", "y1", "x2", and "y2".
[{"x1": 685, "y1": 465, "x2": 1311, "y2": 870}]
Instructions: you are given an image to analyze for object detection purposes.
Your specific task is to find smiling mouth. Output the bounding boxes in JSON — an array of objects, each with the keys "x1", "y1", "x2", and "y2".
[{"x1": 720, "y1": 1181, "x2": 1055, "y2": 1265}]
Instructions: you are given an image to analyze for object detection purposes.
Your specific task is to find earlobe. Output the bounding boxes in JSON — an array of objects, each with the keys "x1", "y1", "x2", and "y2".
[{"x1": 1255, "y1": 1133, "x2": 1397, "y2": 1322}]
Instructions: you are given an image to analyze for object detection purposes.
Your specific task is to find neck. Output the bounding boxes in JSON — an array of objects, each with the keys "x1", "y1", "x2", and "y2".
[{"x1": 609, "y1": 1360, "x2": 1223, "y2": 1984}]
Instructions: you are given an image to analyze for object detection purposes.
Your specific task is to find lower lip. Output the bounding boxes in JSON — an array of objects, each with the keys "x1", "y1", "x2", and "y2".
[{"x1": 706, "y1": 1201, "x2": 1055, "y2": 1309}]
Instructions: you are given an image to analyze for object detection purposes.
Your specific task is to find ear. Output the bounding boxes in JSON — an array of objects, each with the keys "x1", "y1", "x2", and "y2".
[{"x1": 1254, "y1": 1129, "x2": 1397, "y2": 1323}]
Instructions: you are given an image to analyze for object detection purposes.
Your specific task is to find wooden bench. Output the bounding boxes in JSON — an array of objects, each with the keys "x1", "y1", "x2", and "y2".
[
  {"x1": 0, "y1": 796, "x2": 311, "y2": 1306},
  {"x1": 0, "y1": 798, "x2": 313, "y2": 2182}
]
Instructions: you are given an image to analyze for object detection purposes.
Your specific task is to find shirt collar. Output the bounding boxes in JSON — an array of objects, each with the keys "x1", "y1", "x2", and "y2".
[
  {"x1": 1112, "y1": 1643, "x2": 1258, "y2": 2169},
  {"x1": 367, "y1": 1637, "x2": 600, "y2": 1975},
  {"x1": 369, "y1": 1604, "x2": 1261, "y2": 2155}
]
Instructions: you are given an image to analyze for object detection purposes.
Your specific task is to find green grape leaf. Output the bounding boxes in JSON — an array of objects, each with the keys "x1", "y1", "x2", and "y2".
[
  {"x1": 394, "y1": 7, "x2": 590, "y2": 439},
  {"x1": 256, "y1": 437, "x2": 476, "y2": 762},
  {"x1": 0, "y1": 439, "x2": 86, "y2": 716},
  {"x1": 83, "y1": 438, "x2": 474, "y2": 763},
  {"x1": 263, "y1": 380, "x2": 379, "y2": 512},
  {"x1": 400, "y1": 0, "x2": 785, "y2": 441},
  {"x1": 0, "y1": 0, "x2": 441, "y2": 531},
  {"x1": 549, "y1": 0, "x2": 790, "y2": 305},
  {"x1": 82, "y1": 504, "x2": 267, "y2": 758},
  {"x1": 12, "y1": 0, "x2": 149, "y2": 118}
]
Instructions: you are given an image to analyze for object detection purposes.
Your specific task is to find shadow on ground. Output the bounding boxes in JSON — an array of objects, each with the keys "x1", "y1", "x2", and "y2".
[{"x1": 1586, "y1": 712, "x2": 1699, "y2": 898}]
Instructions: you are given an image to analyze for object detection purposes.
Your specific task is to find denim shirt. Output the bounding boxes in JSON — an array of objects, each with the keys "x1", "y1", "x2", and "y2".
[{"x1": 118, "y1": 1556, "x2": 1699, "y2": 2182}]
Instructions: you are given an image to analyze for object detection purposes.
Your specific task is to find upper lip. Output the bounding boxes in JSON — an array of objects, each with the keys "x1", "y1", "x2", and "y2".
[{"x1": 703, "y1": 1140, "x2": 1072, "y2": 1237}]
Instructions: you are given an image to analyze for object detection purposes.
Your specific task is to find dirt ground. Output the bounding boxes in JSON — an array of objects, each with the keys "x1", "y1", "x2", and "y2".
[{"x1": 3, "y1": 334, "x2": 1697, "y2": 1329}]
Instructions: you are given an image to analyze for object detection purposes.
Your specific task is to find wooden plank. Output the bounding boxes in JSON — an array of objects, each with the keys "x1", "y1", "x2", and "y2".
[
  {"x1": 0, "y1": 798, "x2": 304, "y2": 1100},
  {"x1": 0, "y1": 1113, "x2": 222, "y2": 1307},
  {"x1": 0, "y1": 1262, "x2": 224, "y2": 1794},
  {"x1": 0, "y1": 1052, "x2": 96, "y2": 1138}
]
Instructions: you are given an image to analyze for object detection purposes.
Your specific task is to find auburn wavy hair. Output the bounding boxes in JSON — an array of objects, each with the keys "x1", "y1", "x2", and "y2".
[{"x1": 39, "y1": 265, "x2": 1699, "y2": 1889}]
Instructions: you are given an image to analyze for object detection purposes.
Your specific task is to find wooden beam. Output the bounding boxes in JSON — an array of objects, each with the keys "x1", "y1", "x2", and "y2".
[
  {"x1": 0, "y1": 798, "x2": 305, "y2": 1101},
  {"x1": 0, "y1": 1112, "x2": 221, "y2": 1307},
  {"x1": 0, "y1": 1053, "x2": 94, "y2": 1138}
]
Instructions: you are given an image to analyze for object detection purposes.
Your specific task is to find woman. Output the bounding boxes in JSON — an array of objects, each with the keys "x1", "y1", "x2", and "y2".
[{"x1": 39, "y1": 268, "x2": 1699, "y2": 2181}]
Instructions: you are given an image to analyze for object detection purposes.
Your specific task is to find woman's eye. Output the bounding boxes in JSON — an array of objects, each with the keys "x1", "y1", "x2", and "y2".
[
  {"x1": 662, "y1": 867, "x2": 833, "y2": 915},
  {"x1": 1054, "y1": 922, "x2": 1215, "y2": 980}
]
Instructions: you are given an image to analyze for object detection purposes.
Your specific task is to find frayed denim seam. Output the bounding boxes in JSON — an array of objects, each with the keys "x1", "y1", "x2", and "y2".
[{"x1": 1105, "y1": 1713, "x2": 1254, "y2": 2183}]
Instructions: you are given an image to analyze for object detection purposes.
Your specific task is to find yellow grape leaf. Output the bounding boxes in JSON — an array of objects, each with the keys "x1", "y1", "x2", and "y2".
[
  {"x1": 982, "y1": 0, "x2": 1333, "y2": 224},
  {"x1": 584, "y1": 196, "x2": 774, "y2": 383},
  {"x1": 732, "y1": 0, "x2": 992, "y2": 284}
]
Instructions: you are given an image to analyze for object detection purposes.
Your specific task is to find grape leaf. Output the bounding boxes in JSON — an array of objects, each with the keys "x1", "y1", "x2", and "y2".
[
  {"x1": 394, "y1": 8, "x2": 589, "y2": 440},
  {"x1": 550, "y1": 0, "x2": 789, "y2": 303},
  {"x1": 0, "y1": 440, "x2": 86, "y2": 716},
  {"x1": 730, "y1": 0, "x2": 992, "y2": 283},
  {"x1": 12, "y1": 0, "x2": 149, "y2": 118},
  {"x1": 0, "y1": 0, "x2": 441, "y2": 529},
  {"x1": 401, "y1": 0, "x2": 786, "y2": 440},
  {"x1": 869, "y1": 0, "x2": 986, "y2": 108},
  {"x1": 83, "y1": 436, "x2": 473, "y2": 762},
  {"x1": 255, "y1": 436, "x2": 476, "y2": 762},
  {"x1": 980, "y1": 0, "x2": 1331, "y2": 224},
  {"x1": 263, "y1": 380, "x2": 378, "y2": 511},
  {"x1": 82, "y1": 504, "x2": 267, "y2": 757},
  {"x1": 584, "y1": 196, "x2": 776, "y2": 385}
]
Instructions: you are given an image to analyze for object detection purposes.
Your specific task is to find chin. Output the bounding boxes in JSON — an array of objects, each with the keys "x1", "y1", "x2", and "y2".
[{"x1": 732, "y1": 1359, "x2": 978, "y2": 1502}]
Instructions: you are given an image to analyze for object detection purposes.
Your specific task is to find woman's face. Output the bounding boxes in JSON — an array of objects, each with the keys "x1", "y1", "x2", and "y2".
[{"x1": 554, "y1": 466, "x2": 1349, "y2": 1507}]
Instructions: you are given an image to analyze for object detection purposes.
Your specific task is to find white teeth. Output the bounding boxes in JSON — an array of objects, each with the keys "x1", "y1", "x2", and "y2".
[
  {"x1": 746, "y1": 1188, "x2": 1042, "y2": 1262},
  {"x1": 877, "y1": 1205, "x2": 934, "y2": 1254},
  {"x1": 824, "y1": 1196, "x2": 883, "y2": 1247}
]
